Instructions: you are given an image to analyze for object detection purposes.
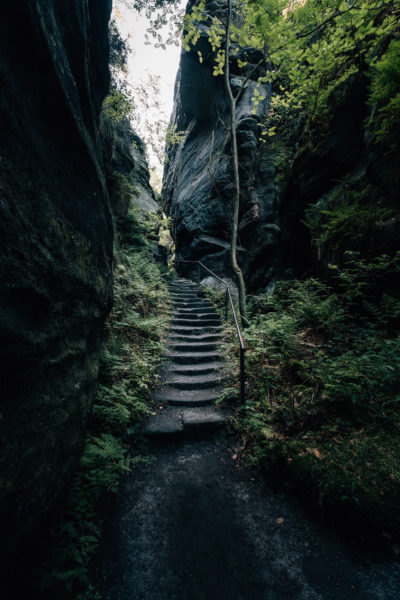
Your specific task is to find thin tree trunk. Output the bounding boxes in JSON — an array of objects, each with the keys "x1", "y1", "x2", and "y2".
[{"x1": 224, "y1": 0, "x2": 248, "y2": 327}]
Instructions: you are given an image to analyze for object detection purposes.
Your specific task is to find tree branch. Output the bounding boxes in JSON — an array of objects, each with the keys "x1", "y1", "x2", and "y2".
[
  {"x1": 295, "y1": 2, "x2": 359, "y2": 41},
  {"x1": 234, "y1": 51, "x2": 268, "y2": 103}
]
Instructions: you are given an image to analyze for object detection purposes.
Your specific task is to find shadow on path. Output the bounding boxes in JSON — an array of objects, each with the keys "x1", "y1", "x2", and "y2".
[{"x1": 99, "y1": 439, "x2": 400, "y2": 600}]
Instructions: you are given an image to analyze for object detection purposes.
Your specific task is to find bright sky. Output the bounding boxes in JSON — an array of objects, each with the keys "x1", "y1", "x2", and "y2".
[{"x1": 114, "y1": 1, "x2": 187, "y2": 181}]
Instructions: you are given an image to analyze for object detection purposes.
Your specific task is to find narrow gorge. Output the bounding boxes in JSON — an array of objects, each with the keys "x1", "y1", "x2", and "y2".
[{"x1": 1, "y1": 0, "x2": 399, "y2": 598}]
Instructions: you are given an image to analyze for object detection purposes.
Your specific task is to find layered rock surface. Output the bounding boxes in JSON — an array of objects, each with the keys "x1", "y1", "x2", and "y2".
[
  {"x1": 102, "y1": 116, "x2": 159, "y2": 216},
  {"x1": 273, "y1": 72, "x2": 400, "y2": 280},
  {"x1": 162, "y1": 0, "x2": 277, "y2": 289},
  {"x1": 0, "y1": 0, "x2": 112, "y2": 570},
  {"x1": 163, "y1": 2, "x2": 399, "y2": 291}
]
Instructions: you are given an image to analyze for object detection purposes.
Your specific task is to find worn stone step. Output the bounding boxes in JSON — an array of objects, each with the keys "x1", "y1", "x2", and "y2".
[
  {"x1": 182, "y1": 408, "x2": 227, "y2": 436},
  {"x1": 171, "y1": 317, "x2": 220, "y2": 327},
  {"x1": 164, "y1": 372, "x2": 227, "y2": 390},
  {"x1": 166, "y1": 350, "x2": 222, "y2": 364},
  {"x1": 170, "y1": 284, "x2": 198, "y2": 291},
  {"x1": 143, "y1": 411, "x2": 184, "y2": 439},
  {"x1": 163, "y1": 361, "x2": 226, "y2": 376},
  {"x1": 175, "y1": 306, "x2": 217, "y2": 315},
  {"x1": 169, "y1": 341, "x2": 221, "y2": 352},
  {"x1": 171, "y1": 279, "x2": 197, "y2": 285},
  {"x1": 168, "y1": 333, "x2": 223, "y2": 343},
  {"x1": 173, "y1": 311, "x2": 217, "y2": 320},
  {"x1": 169, "y1": 289, "x2": 199, "y2": 295},
  {"x1": 172, "y1": 278, "x2": 196, "y2": 282},
  {"x1": 153, "y1": 386, "x2": 222, "y2": 406},
  {"x1": 170, "y1": 297, "x2": 203, "y2": 304},
  {"x1": 170, "y1": 297, "x2": 201, "y2": 303},
  {"x1": 143, "y1": 407, "x2": 227, "y2": 440},
  {"x1": 169, "y1": 291, "x2": 202, "y2": 297},
  {"x1": 172, "y1": 301, "x2": 211, "y2": 309},
  {"x1": 172, "y1": 317, "x2": 219, "y2": 326},
  {"x1": 169, "y1": 325, "x2": 222, "y2": 335}
]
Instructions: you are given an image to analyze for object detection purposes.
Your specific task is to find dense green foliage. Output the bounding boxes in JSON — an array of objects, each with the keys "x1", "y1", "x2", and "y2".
[
  {"x1": 218, "y1": 267, "x2": 400, "y2": 538},
  {"x1": 264, "y1": 0, "x2": 399, "y2": 135},
  {"x1": 184, "y1": 0, "x2": 399, "y2": 146},
  {"x1": 369, "y1": 38, "x2": 400, "y2": 141},
  {"x1": 35, "y1": 209, "x2": 169, "y2": 599}
]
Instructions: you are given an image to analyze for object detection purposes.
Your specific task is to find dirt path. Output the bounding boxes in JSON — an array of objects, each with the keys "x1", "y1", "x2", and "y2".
[{"x1": 99, "y1": 437, "x2": 400, "y2": 600}]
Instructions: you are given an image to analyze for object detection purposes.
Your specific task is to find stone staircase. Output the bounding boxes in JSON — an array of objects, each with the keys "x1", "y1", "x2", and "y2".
[{"x1": 144, "y1": 279, "x2": 228, "y2": 439}]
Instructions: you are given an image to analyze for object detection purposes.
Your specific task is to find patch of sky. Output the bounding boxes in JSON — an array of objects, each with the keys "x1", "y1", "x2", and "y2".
[{"x1": 113, "y1": 0, "x2": 187, "y2": 187}]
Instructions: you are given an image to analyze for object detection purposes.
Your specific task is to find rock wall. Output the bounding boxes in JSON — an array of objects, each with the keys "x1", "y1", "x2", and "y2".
[
  {"x1": 0, "y1": 0, "x2": 113, "y2": 570},
  {"x1": 162, "y1": 0, "x2": 277, "y2": 290},
  {"x1": 102, "y1": 116, "x2": 159, "y2": 217},
  {"x1": 163, "y1": 1, "x2": 399, "y2": 291},
  {"x1": 273, "y1": 71, "x2": 400, "y2": 281}
]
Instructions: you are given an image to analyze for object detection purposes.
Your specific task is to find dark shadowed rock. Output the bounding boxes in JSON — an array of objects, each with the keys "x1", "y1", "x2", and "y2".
[
  {"x1": 163, "y1": 6, "x2": 398, "y2": 291},
  {"x1": 101, "y1": 116, "x2": 159, "y2": 216},
  {"x1": 0, "y1": 0, "x2": 113, "y2": 571},
  {"x1": 162, "y1": 0, "x2": 276, "y2": 288}
]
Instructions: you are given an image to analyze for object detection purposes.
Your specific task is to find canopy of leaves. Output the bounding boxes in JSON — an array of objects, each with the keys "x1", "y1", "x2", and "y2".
[
  {"x1": 183, "y1": 0, "x2": 400, "y2": 145},
  {"x1": 262, "y1": 0, "x2": 400, "y2": 139},
  {"x1": 109, "y1": 19, "x2": 130, "y2": 72}
]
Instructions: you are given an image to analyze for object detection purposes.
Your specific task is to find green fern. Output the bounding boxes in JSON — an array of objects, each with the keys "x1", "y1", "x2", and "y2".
[{"x1": 369, "y1": 39, "x2": 400, "y2": 141}]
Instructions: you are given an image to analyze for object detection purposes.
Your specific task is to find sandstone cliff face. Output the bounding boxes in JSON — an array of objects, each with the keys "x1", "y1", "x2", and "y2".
[
  {"x1": 0, "y1": 0, "x2": 112, "y2": 569},
  {"x1": 162, "y1": 0, "x2": 277, "y2": 290},
  {"x1": 102, "y1": 116, "x2": 159, "y2": 217},
  {"x1": 163, "y1": 1, "x2": 398, "y2": 291},
  {"x1": 274, "y1": 72, "x2": 400, "y2": 280}
]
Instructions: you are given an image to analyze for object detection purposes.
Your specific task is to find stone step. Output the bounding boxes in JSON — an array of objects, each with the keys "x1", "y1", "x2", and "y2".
[
  {"x1": 175, "y1": 307, "x2": 217, "y2": 315},
  {"x1": 173, "y1": 311, "x2": 217, "y2": 320},
  {"x1": 182, "y1": 408, "x2": 227, "y2": 436},
  {"x1": 143, "y1": 407, "x2": 227, "y2": 440},
  {"x1": 169, "y1": 290, "x2": 203, "y2": 300},
  {"x1": 170, "y1": 284, "x2": 198, "y2": 291},
  {"x1": 172, "y1": 301, "x2": 211, "y2": 309},
  {"x1": 170, "y1": 288, "x2": 199, "y2": 294},
  {"x1": 169, "y1": 341, "x2": 221, "y2": 352},
  {"x1": 170, "y1": 297, "x2": 201, "y2": 302},
  {"x1": 164, "y1": 372, "x2": 227, "y2": 390},
  {"x1": 163, "y1": 361, "x2": 226, "y2": 376},
  {"x1": 168, "y1": 333, "x2": 223, "y2": 343},
  {"x1": 169, "y1": 325, "x2": 222, "y2": 335},
  {"x1": 143, "y1": 411, "x2": 184, "y2": 439},
  {"x1": 172, "y1": 278, "x2": 195, "y2": 282},
  {"x1": 171, "y1": 280, "x2": 197, "y2": 286},
  {"x1": 153, "y1": 386, "x2": 222, "y2": 406},
  {"x1": 171, "y1": 317, "x2": 220, "y2": 327},
  {"x1": 166, "y1": 350, "x2": 222, "y2": 364}
]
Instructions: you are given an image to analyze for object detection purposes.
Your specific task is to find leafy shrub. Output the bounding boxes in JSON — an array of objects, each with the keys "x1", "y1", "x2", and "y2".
[
  {"x1": 224, "y1": 275, "x2": 400, "y2": 538},
  {"x1": 369, "y1": 39, "x2": 400, "y2": 141}
]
